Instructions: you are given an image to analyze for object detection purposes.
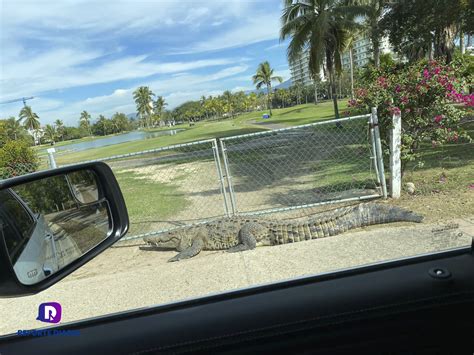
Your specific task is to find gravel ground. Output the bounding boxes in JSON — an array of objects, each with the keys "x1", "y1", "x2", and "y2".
[{"x1": 0, "y1": 217, "x2": 472, "y2": 336}]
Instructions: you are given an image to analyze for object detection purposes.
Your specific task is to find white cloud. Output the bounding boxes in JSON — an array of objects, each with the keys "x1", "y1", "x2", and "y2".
[
  {"x1": 173, "y1": 13, "x2": 281, "y2": 54},
  {"x1": 0, "y1": 52, "x2": 238, "y2": 100},
  {"x1": 273, "y1": 68, "x2": 291, "y2": 82},
  {"x1": 14, "y1": 64, "x2": 249, "y2": 125},
  {"x1": 265, "y1": 43, "x2": 285, "y2": 51},
  {"x1": 231, "y1": 86, "x2": 254, "y2": 93}
]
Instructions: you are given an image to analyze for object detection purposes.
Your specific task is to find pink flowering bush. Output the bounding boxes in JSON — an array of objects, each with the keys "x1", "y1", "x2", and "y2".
[{"x1": 349, "y1": 59, "x2": 473, "y2": 172}]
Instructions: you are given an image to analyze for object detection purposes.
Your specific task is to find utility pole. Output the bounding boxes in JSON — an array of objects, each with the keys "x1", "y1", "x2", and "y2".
[{"x1": 0, "y1": 96, "x2": 34, "y2": 107}]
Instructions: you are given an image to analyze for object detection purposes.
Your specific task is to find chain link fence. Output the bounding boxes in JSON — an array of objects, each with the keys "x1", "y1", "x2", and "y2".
[
  {"x1": 2, "y1": 113, "x2": 388, "y2": 243},
  {"x1": 0, "y1": 162, "x2": 39, "y2": 180},
  {"x1": 63, "y1": 139, "x2": 230, "y2": 242},
  {"x1": 219, "y1": 114, "x2": 382, "y2": 218}
]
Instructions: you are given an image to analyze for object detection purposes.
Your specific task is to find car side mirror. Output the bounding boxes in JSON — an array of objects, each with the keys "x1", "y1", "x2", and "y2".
[{"x1": 0, "y1": 162, "x2": 129, "y2": 297}]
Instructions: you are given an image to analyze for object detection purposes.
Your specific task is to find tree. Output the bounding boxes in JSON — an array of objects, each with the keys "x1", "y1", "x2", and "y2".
[
  {"x1": 252, "y1": 61, "x2": 283, "y2": 116},
  {"x1": 247, "y1": 92, "x2": 258, "y2": 111},
  {"x1": 94, "y1": 115, "x2": 109, "y2": 136},
  {"x1": 0, "y1": 140, "x2": 39, "y2": 179},
  {"x1": 233, "y1": 91, "x2": 247, "y2": 114},
  {"x1": 199, "y1": 96, "x2": 209, "y2": 119},
  {"x1": 19, "y1": 105, "x2": 40, "y2": 131},
  {"x1": 344, "y1": 31, "x2": 360, "y2": 99},
  {"x1": 111, "y1": 112, "x2": 131, "y2": 133},
  {"x1": 133, "y1": 86, "x2": 155, "y2": 129},
  {"x1": 44, "y1": 124, "x2": 57, "y2": 143},
  {"x1": 381, "y1": 0, "x2": 469, "y2": 64},
  {"x1": 290, "y1": 83, "x2": 304, "y2": 105},
  {"x1": 353, "y1": 0, "x2": 391, "y2": 68},
  {"x1": 153, "y1": 96, "x2": 167, "y2": 125},
  {"x1": 54, "y1": 119, "x2": 64, "y2": 141},
  {"x1": 80, "y1": 110, "x2": 92, "y2": 136},
  {"x1": 222, "y1": 90, "x2": 235, "y2": 118},
  {"x1": 281, "y1": 0, "x2": 360, "y2": 119},
  {"x1": 2, "y1": 117, "x2": 27, "y2": 142}
]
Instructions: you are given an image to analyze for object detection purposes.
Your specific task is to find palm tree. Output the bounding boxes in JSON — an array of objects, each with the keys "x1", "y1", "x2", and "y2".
[
  {"x1": 344, "y1": 32, "x2": 360, "y2": 99},
  {"x1": 44, "y1": 124, "x2": 57, "y2": 143},
  {"x1": 153, "y1": 96, "x2": 167, "y2": 125},
  {"x1": 199, "y1": 95, "x2": 209, "y2": 119},
  {"x1": 80, "y1": 110, "x2": 92, "y2": 136},
  {"x1": 281, "y1": 0, "x2": 360, "y2": 119},
  {"x1": 54, "y1": 119, "x2": 64, "y2": 141},
  {"x1": 252, "y1": 61, "x2": 283, "y2": 116},
  {"x1": 19, "y1": 105, "x2": 40, "y2": 131},
  {"x1": 222, "y1": 90, "x2": 235, "y2": 119},
  {"x1": 5, "y1": 117, "x2": 24, "y2": 140},
  {"x1": 353, "y1": 0, "x2": 390, "y2": 68},
  {"x1": 96, "y1": 115, "x2": 109, "y2": 136},
  {"x1": 133, "y1": 86, "x2": 155, "y2": 129}
]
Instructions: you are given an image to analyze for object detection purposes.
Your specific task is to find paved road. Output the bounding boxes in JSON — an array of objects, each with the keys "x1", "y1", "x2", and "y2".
[
  {"x1": 249, "y1": 119, "x2": 287, "y2": 130},
  {"x1": 0, "y1": 217, "x2": 472, "y2": 335}
]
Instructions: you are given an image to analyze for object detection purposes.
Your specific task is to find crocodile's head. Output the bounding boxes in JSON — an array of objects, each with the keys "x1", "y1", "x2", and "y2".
[{"x1": 143, "y1": 230, "x2": 192, "y2": 251}]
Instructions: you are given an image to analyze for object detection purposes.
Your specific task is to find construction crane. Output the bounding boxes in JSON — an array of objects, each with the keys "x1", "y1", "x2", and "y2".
[{"x1": 0, "y1": 96, "x2": 34, "y2": 107}]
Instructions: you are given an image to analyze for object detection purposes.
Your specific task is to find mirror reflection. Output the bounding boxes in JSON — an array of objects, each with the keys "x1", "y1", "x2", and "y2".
[{"x1": 0, "y1": 169, "x2": 111, "y2": 285}]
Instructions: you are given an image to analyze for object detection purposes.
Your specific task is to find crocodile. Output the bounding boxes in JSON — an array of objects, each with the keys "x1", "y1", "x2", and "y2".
[{"x1": 142, "y1": 203, "x2": 423, "y2": 262}]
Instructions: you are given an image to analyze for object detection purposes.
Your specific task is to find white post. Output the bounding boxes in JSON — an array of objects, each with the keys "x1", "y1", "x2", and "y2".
[
  {"x1": 390, "y1": 112, "x2": 402, "y2": 198},
  {"x1": 47, "y1": 148, "x2": 57, "y2": 169}
]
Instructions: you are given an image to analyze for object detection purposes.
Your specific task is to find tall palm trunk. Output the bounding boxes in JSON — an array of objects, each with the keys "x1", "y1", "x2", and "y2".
[
  {"x1": 460, "y1": 28, "x2": 465, "y2": 54},
  {"x1": 372, "y1": 35, "x2": 380, "y2": 68},
  {"x1": 349, "y1": 47, "x2": 354, "y2": 99},
  {"x1": 266, "y1": 84, "x2": 273, "y2": 116},
  {"x1": 314, "y1": 82, "x2": 318, "y2": 105},
  {"x1": 330, "y1": 70, "x2": 339, "y2": 119}
]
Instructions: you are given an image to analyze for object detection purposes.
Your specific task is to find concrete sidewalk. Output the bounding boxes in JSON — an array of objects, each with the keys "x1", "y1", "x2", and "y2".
[{"x1": 1, "y1": 218, "x2": 472, "y2": 335}]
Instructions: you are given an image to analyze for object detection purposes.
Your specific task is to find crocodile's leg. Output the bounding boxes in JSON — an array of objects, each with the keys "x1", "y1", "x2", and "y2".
[
  {"x1": 227, "y1": 222, "x2": 263, "y2": 253},
  {"x1": 168, "y1": 238, "x2": 204, "y2": 262}
]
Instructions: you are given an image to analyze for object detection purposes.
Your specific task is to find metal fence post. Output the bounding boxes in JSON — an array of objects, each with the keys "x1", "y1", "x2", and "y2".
[
  {"x1": 219, "y1": 139, "x2": 237, "y2": 215},
  {"x1": 47, "y1": 148, "x2": 57, "y2": 169},
  {"x1": 390, "y1": 112, "x2": 402, "y2": 198},
  {"x1": 371, "y1": 107, "x2": 387, "y2": 198},
  {"x1": 369, "y1": 116, "x2": 381, "y2": 185},
  {"x1": 211, "y1": 139, "x2": 230, "y2": 216}
]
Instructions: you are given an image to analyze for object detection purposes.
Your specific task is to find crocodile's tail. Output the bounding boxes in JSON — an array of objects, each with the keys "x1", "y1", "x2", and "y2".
[
  {"x1": 316, "y1": 203, "x2": 423, "y2": 231},
  {"x1": 269, "y1": 203, "x2": 423, "y2": 244},
  {"x1": 301, "y1": 203, "x2": 423, "y2": 238}
]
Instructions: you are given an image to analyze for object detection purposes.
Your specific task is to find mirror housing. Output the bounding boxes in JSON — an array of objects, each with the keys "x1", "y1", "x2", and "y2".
[{"x1": 0, "y1": 162, "x2": 129, "y2": 297}]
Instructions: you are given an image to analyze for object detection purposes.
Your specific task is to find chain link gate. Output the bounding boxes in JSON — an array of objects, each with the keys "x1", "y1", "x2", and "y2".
[
  {"x1": 63, "y1": 139, "x2": 230, "y2": 242},
  {"x1": 218, "y1": 113, "x2": 386, "y2": 217}
]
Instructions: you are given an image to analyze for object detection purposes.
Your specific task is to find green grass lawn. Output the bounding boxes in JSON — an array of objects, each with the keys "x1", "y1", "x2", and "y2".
[
  {"x1": 403, "y1": 122, "x2": 474, "y2": 195},
  {"x1": 54, "y1": 101, "x2": 350, "y2": 165},
  {"x1": 113, "y1": 169, "x2": 188, "y2": 235},
  {"x1": 251, "y1": 100, "x2": 351, "y2": 126}
]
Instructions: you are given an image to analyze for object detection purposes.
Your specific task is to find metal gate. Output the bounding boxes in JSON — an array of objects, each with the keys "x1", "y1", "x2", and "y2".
[{"x1": 218, "y1": 112, "x2": 386, "y2": 217}]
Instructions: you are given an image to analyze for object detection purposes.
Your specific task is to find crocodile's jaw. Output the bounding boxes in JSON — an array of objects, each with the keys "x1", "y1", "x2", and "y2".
[{"x1": 144, "y1": 234, "x2": 181, "y2": 250}]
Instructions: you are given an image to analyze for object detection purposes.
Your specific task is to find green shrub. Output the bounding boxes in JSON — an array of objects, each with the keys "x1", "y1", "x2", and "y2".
[
  {"x1": 349, "y1": 59, "x2": 473, "y2": 172},
  {"x1": 0, "y1": 140, "x2": 39, "y2": 179}
]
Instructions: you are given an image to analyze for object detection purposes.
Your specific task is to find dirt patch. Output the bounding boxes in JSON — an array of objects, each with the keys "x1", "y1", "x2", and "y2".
[{"x1": 390, "y1": 190, "x2": 473, "y2": 223}]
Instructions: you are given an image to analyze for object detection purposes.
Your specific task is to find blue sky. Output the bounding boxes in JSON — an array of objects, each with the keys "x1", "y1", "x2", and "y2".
[{"x1": 0, "y1": 0, "x2": 290, "y2": 125}]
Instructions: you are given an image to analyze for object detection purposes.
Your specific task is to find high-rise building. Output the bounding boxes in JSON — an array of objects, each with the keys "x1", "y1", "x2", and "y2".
[
  {"x1": 289, "y1": 34, "x2": 394, "y2": 85},
  {"x1": 289, "y1": 50, "x2": 325, "y2": 86},
  {"x1": 342, "y1": 34, "x2": 393, "y2": 70}
]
